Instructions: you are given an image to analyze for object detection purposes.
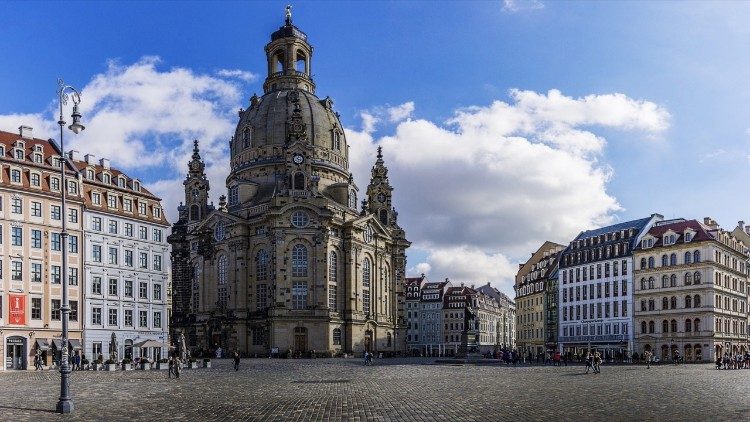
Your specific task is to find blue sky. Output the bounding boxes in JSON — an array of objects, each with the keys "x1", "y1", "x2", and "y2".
[{"x1": 1, "y1": 1, "x2": 748, "y2": 295}]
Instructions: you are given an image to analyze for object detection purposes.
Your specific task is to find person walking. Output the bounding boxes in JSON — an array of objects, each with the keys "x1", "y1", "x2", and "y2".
[
  {"x1": 233, "y1": 351, "x2": 240, "y2": 371},
  {"x1": 74, "y1": 353, "x2": 81, "y2": 371},
  {"x1": 644, "y1": 350, "x2": 652, "y2": 369},
  {"x1": 593, "y1": 351, "x2": 602, "y2": 374},
  {"x1": 168, "y1": 356, "x2": 175, "y2": 378},
  {"x1": 584, "y1": 352, "x2": 594, "y2": 374},
  {"x1": 174, "y1": 356, "x2": 182, "y2": 379}
]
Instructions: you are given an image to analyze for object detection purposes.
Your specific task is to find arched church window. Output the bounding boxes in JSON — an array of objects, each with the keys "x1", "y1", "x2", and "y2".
[
  {"x1": 364, "y1": 225, "x2": 373, "y2": 243},
  {"x1": 242, "y1": 127, "x2": 252, "y2": 149},
  {"x1": 217, "y1": 255, "x2": 227, "y2": 285},
  {"x1": 189, "y1": 204, "x2": 200, "y2": 221},
  {"x1": 329, "y1": 251, "x2": 337, "y2": 282},
  {"x1": 293, "y1": 172, "x2": 305, "y2": 190},
  {"x1": 379, "y1": 209, "x2": 388, "y2": 225},
  {"x1": 295, "y1": 50, "x2": 307, "y2": 74},
  {"x1": 292, "y1": 244, "x2": 308, "y2": 277},
  {"x1": 256, "y1": 249, "x2": 268, "y2": 280},
  {"x1": 348, "y1": 190, "x2": 357, "y2": 209},
  {"x1": 228, "y1": 186, "x2": 239, "y2": 206},
  {"x1": 332, "y1": 130, "x2": 341, "y2": 151},
  {"x1": 274, "y1": 50, "x2": 284, "y2": 73},
  {"x1": 362, "y1": 258, "x2": 371, "y2": 287},
  {"x1": 214, "y1": 222, "x2": 225, "y2": 241}
]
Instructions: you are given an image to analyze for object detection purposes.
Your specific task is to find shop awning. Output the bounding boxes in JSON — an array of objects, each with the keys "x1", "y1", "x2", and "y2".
[
  {"x1": 35, "y1": 339, "x2": 50, "y2": 351},
  {"x1": 52, "y1": 339, "x2": 63, "y2": 349},
  {"x1": 68, "y1": 339, "x2": 82, "y2": 350},
  {"x1": 134, "y1": 340, "x2": 173, "y2": 349}
]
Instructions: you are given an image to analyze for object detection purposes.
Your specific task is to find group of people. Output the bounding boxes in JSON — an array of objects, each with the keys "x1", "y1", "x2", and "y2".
[
  {"x1": 584, "y1": 351, "x2": 603, "y2": 374},
  {"x1": 716, "y1": 352, "x2": 750, "y2": 369}
]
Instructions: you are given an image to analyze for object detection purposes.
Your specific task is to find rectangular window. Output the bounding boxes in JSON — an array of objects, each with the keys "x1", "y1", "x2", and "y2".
[
  {"x1": 257, "y1": 284, "x2": 267, "y2": 310},
  {"x1": 613, "y1": 280, "x2": 618, "y2": 297},
  {"x1": 50, "y1": 177, "x2": 60, "y2": 191},
  {"x1": 12, "y1": 227, "x2": 22, "y2": 246},
  {"x1": 68, "y1": 268, "x2": 78, "y2": 285},
  {"x1": 622, "y1": 260, "x2": 627, "y2": 275},
  {"x1": 31, "y1": 262, "x2": 42, "y2": 282},
  {"x1": 597, "y1": 283, "x2": 602, "y2": 299},
  {"x1": 70, "y1": 301, "x2": 78, "y2": 322},
  {"x1": 51, "y1": 265, "x2": 61, "y2": 284},
  {"x1": 292, "y1": 281, "x2": 308, "y2": 310},
  {"x1": 154, "y1": 284, "x2": 162, "y2": 300},
  {"x1": 31, "y1": 201, "x2": 42, "y2": 217},
  {"x1": 93, "y1": 245, "x2": 102, "y2": 262},
  {"x1": 10, "y1": 169, "x2": 21, "y2": 183},
  {"x1": 622, "y1": 300, "x2": 627, "y2": 317},
  {"x1": 124, "y1": 199, "x2": 133, "y2": 212},
  {"x1": 622, "y1": 280, "x2": 627, "y2": 296},
  {"x1": 51, "y1": 205, "x2": 61, "y2": 220},
  {"x1": 139, "y1": 282, "x2": 148, "y2": 299},
  {"x1": 68, "y1": 208, "x2": 78, "y2": 223},
  {"x1": 92, "y1": 192, "x2": 101, "y2": 205},
  {"x1": 605, "y1": 302, "x2": 610, "y2": 318},
  {"x1": 139, "y1": 252, "x2": 148, "y2": 269},
  {"x1": 125, "y1": 279, "x2": 133, "y2": 297},
  {"x1": 138, "y1": 202, "x2": 147, "y2": 215},
  {"x1": 109, "y1": 220, "x2": 118, "y2": 234},
  {"x1": 12, "y1": 261, "x2": 22, "y2": 280},
  {"x1": 32, "y1": 298, "x2": 42, "y2": 319},
  {"x1": 153, "y1": 312, "x2": 161, "y2": 328},
  {"x1": 125, "y1": 223, "x2": 133, "y2": 237},
  {"x1": 92, "y1": 307, "x2": 102, "y2": 325},
  {"x1": 124, "y1": 310, "x2": 133, "y2": 327},
  {"x1": 613, "y1": 301, "x2": 619, "y2": 317},
  {"x1": 125, "y1": 250, "x2": 133, "y2": 267},
  {"x1": 68, "y1": 235, "x2": 78, "y2": 253},
  {"x1": 92, "y1": 217, "x2": 102, "y2": 231},
  {"x1": 109, "y1": 278, "x2": 118, "y2": 296},
  {"x1": 92, "y1": 276, "x2": 102, "y2": 294},
  {"x1": 109, "y1": 308, "x2": 118, "y2": 326},
  {"x1": 51, "y1": 233, "x2": 61, "y2": 251},
  {"x1": 153, "y1": 229, "x2": 162, "y2": 242},
  {"x1": 153, "y1": 255, "x2": 162, "y2": 271},
  {"x1": 605, "y1": 281, "x2": 610, "y2": 298},
  {"x1": 11, "y1": 198, "x2": 22, "y2": 214},
  {"x1": 107, "y1": 194, "x2": 117, "y2": 209},
  {"x1": 597, "y1": 303, "x2": 602, "y2": 318},
  {"x1": 109, "y1": 247, "x2": 118, "y2": 265},
  {"x1": 31, "y1": 173, "x2": 40, "y2": 186},
  {"x1": 139, "y1": 226, "x2": 148, "y2": 240},
  {"x1": 52, "y1": 299, "x2": 61, "y2": 320},
  {"x1": 252, "y1": 329, "x2": 265, "y2": 345},
  {"x1": 31, "y1": 229, "x2": 42, "y2": 248},
  {"x1": 139, "y1": 310, "x2": 147, "y2": 327},
  {"x1": 93, "y1": 342, "x2": 102, "y2": 358}
]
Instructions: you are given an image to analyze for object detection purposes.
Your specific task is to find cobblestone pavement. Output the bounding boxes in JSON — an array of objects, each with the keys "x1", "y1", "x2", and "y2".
[{"x1": 0, "y1": 359, "x2": 748, "y2": 421}]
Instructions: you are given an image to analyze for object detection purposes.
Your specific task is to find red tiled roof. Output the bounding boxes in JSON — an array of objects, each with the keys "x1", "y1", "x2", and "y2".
[{"x1": 638, "y1": 219, "x2": 714, "y2": 248}]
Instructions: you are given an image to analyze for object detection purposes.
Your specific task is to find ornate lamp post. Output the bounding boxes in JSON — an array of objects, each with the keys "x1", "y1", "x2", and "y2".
[{"x1": 56, "y1": 79, "x2": 85, "y2": 414}]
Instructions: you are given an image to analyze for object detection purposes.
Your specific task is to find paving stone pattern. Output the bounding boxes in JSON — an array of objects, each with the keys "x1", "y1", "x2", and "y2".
[{"x1": 0, "y1": 359, "x2": 747, "y2": 421}]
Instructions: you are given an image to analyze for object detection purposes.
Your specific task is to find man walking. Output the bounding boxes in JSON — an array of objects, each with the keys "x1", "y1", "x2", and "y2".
[
  {"x1": 584, "y1": 352, "x2": 594, "y2": 374},
  {"x1": 644, "y1": 350, "x2": 652, "y2": 369},
  {"x1": 593, "y1": 351, "x2": 602, "y2": 373},
  {"x1": 233, "y1": 351, "x2": 240, "y2": 371},
  {"x1": 174, "y1": 356, "x2": 181, "y2": 379},
  {"x1": 168, "y1": 356, "x2": 175, "y2": 378}
]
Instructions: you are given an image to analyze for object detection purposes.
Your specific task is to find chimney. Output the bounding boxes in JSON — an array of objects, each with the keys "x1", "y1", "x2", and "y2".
[
  {"x1": 99, "y1": 158, "x2": 110, "y2": 169},
  {"x1": 18, "y1": 125, "x2": 33, "y2": 139},
  {"x1": 739, "y1": 221, "x2": 745, "y2": 230},
  {"x1": 85, "y1": 153, "x2": 96, "y2": 164},
  {"x1": 67, "y1": 150, "x2": 80, "y2": 161}
]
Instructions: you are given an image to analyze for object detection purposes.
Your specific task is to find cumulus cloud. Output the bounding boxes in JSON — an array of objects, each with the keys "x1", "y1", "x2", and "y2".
[
  {"x1": 502, "y1": 0, "x2": 545, "y2": 13},
  {"x1": 216, "y1": 69, "x2": 259, "y2": 83},
  {"x1": 0, "y1": 56, "x2": 244, "y2": 224},
  {"x1": 346, "y1": 90, "x2": 669, "y2": 295},
  {"x1": 387, "y1": 102, "x2": 415, "y2": 123}
]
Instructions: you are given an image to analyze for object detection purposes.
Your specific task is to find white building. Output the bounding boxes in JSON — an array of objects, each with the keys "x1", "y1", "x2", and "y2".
[
  {"x1": 558, "y1": 214, "x2": 662, "y2": 360},
  {"x1": 76, "y1": 155, "x2": 170, "y2": 362}
]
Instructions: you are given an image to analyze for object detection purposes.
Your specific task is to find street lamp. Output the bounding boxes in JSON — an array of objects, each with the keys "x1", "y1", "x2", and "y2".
[{"x1": 55, "y1": 79, "x2": 84, "y2": 415}]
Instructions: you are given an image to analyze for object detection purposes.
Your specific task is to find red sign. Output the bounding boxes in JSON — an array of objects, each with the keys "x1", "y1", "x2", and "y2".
[{"x1": 8, "y1": 294, "x2": 25, "y2": 325}]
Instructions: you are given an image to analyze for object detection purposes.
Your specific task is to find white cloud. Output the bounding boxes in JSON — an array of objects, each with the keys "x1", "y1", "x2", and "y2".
[
  {"x1": 502, "y1": 0, "x2": 545, "y2": 13},
  {"x1": 0, "y1": 56, "x2": 245, "y2": 224},
  {"x1": 387, "y1": 101, "x2": 415, "y2": 123},
  {"x1": 216, "y1": 69, "x2": 259, "y2": 83},
  {"x1": 346, "y1": 90, "x2": 669, "y2": 296}
]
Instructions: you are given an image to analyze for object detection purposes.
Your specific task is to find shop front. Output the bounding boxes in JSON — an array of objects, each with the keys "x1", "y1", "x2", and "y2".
[{"x1": 5, "y1": 336, "x2": 27, "y2": 370}]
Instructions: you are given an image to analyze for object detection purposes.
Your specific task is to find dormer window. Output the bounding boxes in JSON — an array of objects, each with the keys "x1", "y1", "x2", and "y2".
[
  {"x1": 133, "y1": 181, "x2": 141, "y2": 192},
  {"x1": 92, "y1": 192, "x2": 102, "y2": 205},
  {"x1": 153, "y1": 207, "x2": 161, "y2": 218},
  {"x1": 10, "y1": 169, "x2": 21, "y2": 183},
  {"x1": 52, "y1": 157, "x2": 61, "y2": 168},
  {"x1": 103, "y1": 173, "x2": 111, "y2": 184},
  {"x1": 118, "y1": 177, "x2": 126, "y2": 188},
  {"x1": 107, "y1": 194, "x2": 117, "y2": 209},
  {"x1": 663, "y1": 234, "x2": 676, "y2": 245},
  {"x1": 14, "y1": 149, "x2": 24, "y2": 160},
  {"x1": 684, "y1": 231, "x2": 694, "y2": 242},
  {"x1": 86, "y1": 169, "x2": 94, "y2": 179},
  {"x1": 642, "y1": 238, "x2": 654, "y2": 249},
  {"x1": 123, "y1": 198, "x2": 133, "y2": 212},
  {"x1": 138, "y1": 201, "x2": 146, "y2": 215},
  {"x1": 0, "y1": 146, "x2": 5, "y2": 156},
  {"x1": 33, "y1": 153, "x2": 43, "y2": 163}
]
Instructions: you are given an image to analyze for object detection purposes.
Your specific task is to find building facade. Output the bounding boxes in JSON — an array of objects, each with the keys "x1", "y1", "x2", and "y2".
[
  {"x1": 633, "y1": 218, "x2": 750, "y2": 362},
  {"x1": 0, "y1": 127, "x2": 84, "y2": 370},
  {"x1": 515, "y1": 241, "x2": 564, "y2": 358},
  {"x1": 417, "y1": 280, "x2": 451, "y2": 356},
  {"x1": 558, "y1": 214, "x2": 662, "y2": 359},
  {"x1": 404, "y1": 275, "x2": 425, "y2": 355},
  {"x1": 76, "y1": 155, "x2": 170, "y2": 362},
  {"x1": 169, "y1": 13, "x2": 410, "y2": 357}
]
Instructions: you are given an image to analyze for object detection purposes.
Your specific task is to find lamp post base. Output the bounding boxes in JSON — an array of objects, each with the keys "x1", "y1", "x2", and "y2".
[{"x1": 56, "y1": 399, "x2": 74, "y2": 414}]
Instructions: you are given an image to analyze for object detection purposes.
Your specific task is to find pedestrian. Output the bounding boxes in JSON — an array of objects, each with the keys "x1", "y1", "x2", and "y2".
[
  {"x1": 644, "y1": 350, "x2": 652, "y2": 369},
  {"x1": 584, "y1": 352, "x2": 593, "y2": 374},
  {"x1": 74, "y1": 353, "x2": 81, "y2": 371},
  {"x1": 34, "y1": 355, "x2": 40, "y2": 370},
  {"x1": 168, "y1": 356, "x2": 175, "y2": 378},
  {"x1": 233, "y1": 351, "x2": 240, "y2": 371},
  {"x1": 593, "y1": 351, "x2": 602, "y2": 373},
  {"x1": 716, "y1": 355, "x2": 723, "y2": 370},
  {"x1": 174, "y1": 356, "x2": 181, "y2": 378}
]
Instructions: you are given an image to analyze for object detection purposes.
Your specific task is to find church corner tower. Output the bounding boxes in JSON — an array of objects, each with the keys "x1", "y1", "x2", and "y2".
[{"x1": 170, "y1": 7, "x2": 409, "y2": 357}]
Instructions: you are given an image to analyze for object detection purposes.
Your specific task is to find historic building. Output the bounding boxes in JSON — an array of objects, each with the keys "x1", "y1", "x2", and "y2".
[
  {"x1": 169, "y1": 11, "x2": 410, "y2": 357},
  {"x1": 477, "y1": 283, "x2": 516, "y2": 351},
  {"x1": 404, "y1": 274, "x2": 426, "y2": 355},
  {"x1": 515, "y1": 241, "x2": 565, "y2": 358},
  {"x1": 75, "y1": 154, "x2": 170, "y2": 362},
  {"x1": 545, "y1": 255, "x2": 562, "y2": 353},
  {"x1": 415, "y1": 279, "x2": 451, "y2": 356},
  {"x1": 633, "y1": 218, "x2": 750, "y2": 362},
  {"x1": 0, "y1": 127, "x2": 84, "y2": 370},
  {"x1": 558, "y1": 214, "x2": 662, "y2": 359}
]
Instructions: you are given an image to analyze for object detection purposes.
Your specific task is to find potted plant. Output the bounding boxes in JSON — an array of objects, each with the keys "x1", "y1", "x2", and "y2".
[
  {"x1": 104, "y1": 359, "x2": 117, "y2": 371},
  {"x1": 188, "y1": 357, "x2": 199, "y2": 369},
  {"x1": 154, "y1": 358, "x2": 169, "y2": 370},
  {"x1": 202, "y1": 358, "x2": 211, "y2": 368},
  {"x1": 121, "y1": 357, "x2": 133, "y2": 371},
  {"x1": 138, "y1": 358, "x2": 151, "y2": 370}
]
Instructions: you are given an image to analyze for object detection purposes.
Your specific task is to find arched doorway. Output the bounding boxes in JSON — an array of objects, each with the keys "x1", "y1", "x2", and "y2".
[
  {"x1": 661, "y1": 345, "x2": 669, "y2": 361},
  {"x1": 694, "y1": 344, "x2": 702, "y2": 361},
  {"x1": 124, "y1": 339, "x2": 133, "y2": 360},
  {"x1": 364, "y1": 330, "x2": 373, "y2": 352},
  {"x1": 294, "y1": 327, "x2": 307, "y2": 354},
  {"x1": 5, "y1": 336, "x2": 27, "y2": 370},
  {"x1": 684, "y1": 344, "x2": 692, "y2": 361}
]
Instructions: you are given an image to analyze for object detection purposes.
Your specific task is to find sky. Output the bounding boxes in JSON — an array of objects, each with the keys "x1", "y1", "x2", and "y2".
[{"x1": 1, "y1": 0, "x2": 749, "y2": 297}]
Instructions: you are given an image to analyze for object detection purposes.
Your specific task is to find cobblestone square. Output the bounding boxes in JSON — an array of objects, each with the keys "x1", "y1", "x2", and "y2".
[{"x1": 0, "y1": 359, "x2": 748, "y2": 421}]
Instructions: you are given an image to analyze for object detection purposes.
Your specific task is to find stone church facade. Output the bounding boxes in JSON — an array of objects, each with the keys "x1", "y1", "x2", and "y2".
[{"x1": 169, "y1": 12, "x2": 410, "y2": 357}]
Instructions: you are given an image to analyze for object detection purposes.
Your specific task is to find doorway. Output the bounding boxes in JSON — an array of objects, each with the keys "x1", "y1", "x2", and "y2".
[
  {"x1": 6, "y1": 337, "x2": 27, "y2": 370},
  {"x1": 364, "y1": 330, "x2": 373, "y2": 352},
  {"x1": 294, "y1": 327, "x2": 307, "y2": 353}
]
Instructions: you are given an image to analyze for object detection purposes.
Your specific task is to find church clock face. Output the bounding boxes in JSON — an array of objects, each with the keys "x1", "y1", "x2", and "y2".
[
  {"x1": 377, "y1": 193, "x2": 386, "y2": 203},
  {"x1": 293, "y1": 154, "x2": 304, "y2": 165}
]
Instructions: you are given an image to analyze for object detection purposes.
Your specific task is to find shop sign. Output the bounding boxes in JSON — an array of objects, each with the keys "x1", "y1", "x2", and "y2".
[{"x1": 8, "y1": 294, "x2": 25, "y2": 325}]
